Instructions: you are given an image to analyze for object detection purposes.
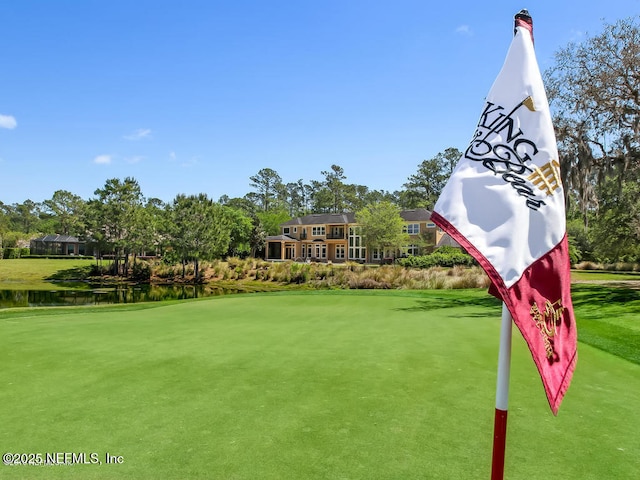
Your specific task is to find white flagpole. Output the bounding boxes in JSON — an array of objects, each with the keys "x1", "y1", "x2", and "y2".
[{"x1": 491, "y1": 303, "x2": 512, "y2": 479}]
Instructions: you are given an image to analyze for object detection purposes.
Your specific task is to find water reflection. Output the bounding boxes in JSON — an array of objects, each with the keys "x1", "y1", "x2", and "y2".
[{"x1": 0, "y1": 284, "x2": 241, "y2": 309}]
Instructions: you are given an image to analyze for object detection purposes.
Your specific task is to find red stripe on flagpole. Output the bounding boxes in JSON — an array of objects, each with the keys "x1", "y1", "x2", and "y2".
[{"x1": 491, "y1": 408, "x2": 508, "y2": 480}]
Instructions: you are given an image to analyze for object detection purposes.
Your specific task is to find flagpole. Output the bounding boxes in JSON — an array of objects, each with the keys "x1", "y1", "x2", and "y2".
[{"x1": 491, "y1": 303, "x2": 512, "y2": 480}]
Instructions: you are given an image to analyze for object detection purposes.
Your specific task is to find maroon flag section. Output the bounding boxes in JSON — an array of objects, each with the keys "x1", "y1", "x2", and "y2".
[{"x1": 496, "y1": 236, "x2": 577, "y2": 414}]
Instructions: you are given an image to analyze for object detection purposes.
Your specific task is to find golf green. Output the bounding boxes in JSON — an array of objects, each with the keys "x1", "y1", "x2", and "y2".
[{"x1": 1, "y1": 289, "x2": 638, "y2": 479}]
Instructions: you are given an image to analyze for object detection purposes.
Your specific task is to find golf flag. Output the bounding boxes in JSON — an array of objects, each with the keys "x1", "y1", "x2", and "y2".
[{"x1": 431, "y1": 11, "x2": 577, "y2": 415}]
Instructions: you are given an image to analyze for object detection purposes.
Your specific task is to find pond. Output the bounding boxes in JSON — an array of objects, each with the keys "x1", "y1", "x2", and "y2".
[{"x1": 0, "y1": 284, "x2": 243, "y2": 309}]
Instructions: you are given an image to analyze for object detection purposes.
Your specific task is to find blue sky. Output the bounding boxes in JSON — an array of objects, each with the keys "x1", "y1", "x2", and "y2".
[{"x1": 1, "y1": 0, "x2": 638, "y2": 205}]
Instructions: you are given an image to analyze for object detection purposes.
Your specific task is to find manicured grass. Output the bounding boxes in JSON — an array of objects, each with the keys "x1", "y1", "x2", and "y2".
[
  {"x1": 571, "y1": 269, "x2": 640, "y2": 282},
  {"x1": 0, "y1": 258, "x2": 102, "y2": 290},
  {"x1": 571, "y1": 284, "x2": 640, "y2": 365},
  {"x1": 0, "y1": 288, "x2": 638, "y2": 479}
]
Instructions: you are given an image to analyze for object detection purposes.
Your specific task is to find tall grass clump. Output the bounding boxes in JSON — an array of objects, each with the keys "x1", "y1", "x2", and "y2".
[
  {"x1": 574, "y1": 261, "x2": 604, "y2": 271},
  {"x1": 444, "y1": 266, "x2": 491, "y2": 289}
]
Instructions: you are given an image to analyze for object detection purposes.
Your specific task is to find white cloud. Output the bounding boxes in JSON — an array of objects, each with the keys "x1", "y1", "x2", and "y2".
[
  {"x1": 455, "y1": 25, "x2": 473, "y2": 36},
  {"x1": 179, "y1": 155, "x2": 200, "y2": 168},
  {"x1": 168, "y1": 151, "x2": 197, "y2": 167},
  {"x1": 126, "y1": 155, "x2": 145, "y2": 164},
  {"x1": 94, "y1": 154, "x2": 112, "y2": 165},
  {"x1": 568, "y1": 29, "x2": 586, "y2": 42},
  {"x1": 123, "y1": 128, "x2": 152, "y2": 140},
  {"x1": 0, "y1": 114, "x2": 17, "y2": 129}
]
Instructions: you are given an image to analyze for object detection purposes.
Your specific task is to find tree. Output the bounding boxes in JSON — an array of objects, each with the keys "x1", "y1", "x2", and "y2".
[
  {"x1": 546, "y1": 16, "x2": 640, "y2": 228},
  {"x1": 169, "y1": 194, "x2": 233, "y2": 280},
  {"x1": 308, "y1": 179, "x2": 333, "y2": 213},
  {"x1": 217, "y1": 196, "x2": 265, "y2": 257},
  {"x1": 400, "y1": 148, "x2": 461, "y2": 209},
  {"x1": 225, "y1": 207, "x2": 253, "y2": 258},
  {"x1": 6, "y1": 200, "x2": 42, "y2": 233},
  {"x1": 249, "y1": 168, "x2": 283, "y2": 211},
  {"x1": 0, "y1": 202, "x2": 10, "y2": 235},
  {"x1": 130, "y1": 197, "x2": 167, "y2": 257},
  {"x1": 256, "y1": 207, "x2": 290, "y2": 237},
  {"x1": 589, "y1": 172, "x2": 640, "y2": 262},
  {"x1": 89, "y1": 177, "x2": 145, "y2": 276},
  {"x1": 42, "y1": 190, "x2": 86, "y2": 236},
  {"x1": 241, "y1": 215, "x2": 266, "y2": 259},
  {"x1": 285, "y1": 179, "x2": 309, "y2": 217},
  {"x1": 355, "y1": 201, "x2": 409, "y2": 261},
  {"x1": 321, "y1": 164, "x2": 347, "y2": 213},
  {"x1": 343, "y1": 184, "x2": 396, "y2": 212}
]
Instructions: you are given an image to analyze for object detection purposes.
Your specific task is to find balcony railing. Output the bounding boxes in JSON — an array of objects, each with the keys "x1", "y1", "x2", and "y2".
[{"x1": 325, "y1": 232, "x2": 346, "y2": 239}]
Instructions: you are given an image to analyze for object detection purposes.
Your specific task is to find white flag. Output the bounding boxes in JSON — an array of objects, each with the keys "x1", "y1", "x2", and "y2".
[{"x1": 431, "y1": 12, "x2": 577, "y2": 414}]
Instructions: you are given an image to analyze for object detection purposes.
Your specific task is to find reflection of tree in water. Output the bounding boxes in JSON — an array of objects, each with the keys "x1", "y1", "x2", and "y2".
[
  {"x1": 0, "y1": 290, "x2": 29, "y2": 308},
  {"x1": 0, "y1": 284, "x2": 243, "y2": 309}
]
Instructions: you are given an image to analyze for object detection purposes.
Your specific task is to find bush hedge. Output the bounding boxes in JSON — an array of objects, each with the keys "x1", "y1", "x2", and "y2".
[
  {"x1": 14, "y1": 254, "x2": 95, "y2": 260},
  {"x1": 2, "y1": 248, "x2": 30, "y2": 259},
  {"x1": 395, "y1": 246, "x2": 475, "y2": 269}
]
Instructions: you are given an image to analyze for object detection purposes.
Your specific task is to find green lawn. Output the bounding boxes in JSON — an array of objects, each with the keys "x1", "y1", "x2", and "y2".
[
  {"x1": 571, "y1": 269, "x2": 640, "y2": 282},
  {"x1": 0, "y1": 288, "x2": 638, "y2": 479},
  {"x1": 0, "y1": 258, "x2": 101, "y2": 290}
]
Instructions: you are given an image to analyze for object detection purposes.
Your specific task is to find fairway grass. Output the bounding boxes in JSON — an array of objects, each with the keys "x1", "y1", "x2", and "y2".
[{"x1": 1, "y1": 289, "x2": 638, "y2": 479}]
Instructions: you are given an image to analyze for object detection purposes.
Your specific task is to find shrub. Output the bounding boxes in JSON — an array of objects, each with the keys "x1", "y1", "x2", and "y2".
[
  {"x1": 396, "y1": 247, "x2": 475, "y2": 269},
  {"x1": 132, "y1": 260, "x2": 152, "y2": 282},
  {"x1": 18, "y1": 255, "x2": 95, "y2": 259},
  {"x1": 226, "y1": 256, "x2": 242, "y2": 269},
  {"x1": 3, "y1": 248, "x2": 21, "y2": 259},
  {"x1": 90, "y1": 264, "x2": 111, "y2": 276}
]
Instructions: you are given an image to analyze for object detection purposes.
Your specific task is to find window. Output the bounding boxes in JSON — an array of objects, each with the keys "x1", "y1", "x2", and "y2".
[
  {"x1": 302, "y1": 244, "x2": 313, "y2": 258},
  {"x1": 314, "y1": 244, "x2": 327, "y2": 259},
  {"x1": 283, "y1": 227, "x2": 290, "y2": 234},
  {"x1": 406, "y1": 244, "x2": 419, "y2": 256},
  {"x1": 312, "y1": 226, "x2": 326, "y2": 236},
  {"x1": 427, "y1": 222, "x2": 435, "y2": 228},
  {"x1": 404, "y1": 223, "x2": 420, "y2": 234},
  {"x1": 348, "y1": 227, "x2": 366, "y2": 260},
  {"x1": 335, "y1": 244, "x2": 345, "y2": 259}
]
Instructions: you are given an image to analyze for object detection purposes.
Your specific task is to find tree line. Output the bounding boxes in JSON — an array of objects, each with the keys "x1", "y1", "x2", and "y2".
[
  {"x1": 0, "y1": 152, "x2": 457, "y2": 274},
  {"x1": 2, "y1": 16, "x2": 639, "y2": 266}
]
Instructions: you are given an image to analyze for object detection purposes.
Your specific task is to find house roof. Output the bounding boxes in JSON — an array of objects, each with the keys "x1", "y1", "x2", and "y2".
[
  {"x1": 265, "y1": 234, "x2": 298, "y2": 242},
  {"x1": 282, "y1": 213, "x2": 356, "y2": 226},
  {"x1": 436, "y1": 233, "x2": 461, "y2": 248},
  {"x1": 281, "y1": 209, "x2": 433, "y2": 227},
  {"x1": 399, "y1": 208, "x2": 433, "y2": 222},
  {"x1": 32, "y1": 234, "x2": 82, "y2": 243}
]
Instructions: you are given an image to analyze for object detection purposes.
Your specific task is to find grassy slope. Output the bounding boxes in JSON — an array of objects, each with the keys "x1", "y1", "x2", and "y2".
[
  {"x1": 0, "y1": 288, "x2": 638, "y2": 479},
  {"x1": 0, "y1": 258, "x2": 99, "y2": 290}
]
